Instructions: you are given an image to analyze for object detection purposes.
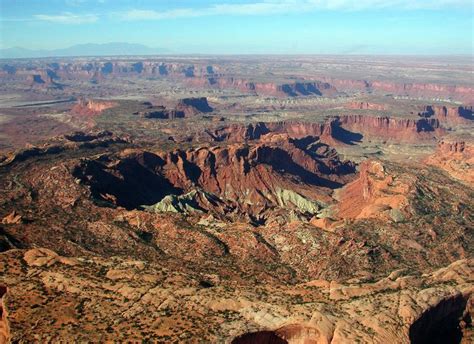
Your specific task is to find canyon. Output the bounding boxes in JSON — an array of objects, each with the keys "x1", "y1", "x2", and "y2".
[
  {"x1": 2, "y1": 57, "x2": 473, "y2": 101},
  {"x1": 0, "y1": 55, "x2": 472, "y2": 343}
]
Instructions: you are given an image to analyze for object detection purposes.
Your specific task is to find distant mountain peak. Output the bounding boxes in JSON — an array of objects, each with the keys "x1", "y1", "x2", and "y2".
[{"x1": 0, "y1": 42, "x2": 168, "y2": 59}]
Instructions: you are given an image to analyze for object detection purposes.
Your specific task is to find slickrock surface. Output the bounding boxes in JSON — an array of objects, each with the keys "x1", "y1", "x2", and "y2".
[{"x1": 1, "y1": 248, "x2": 471, "y2": 343}]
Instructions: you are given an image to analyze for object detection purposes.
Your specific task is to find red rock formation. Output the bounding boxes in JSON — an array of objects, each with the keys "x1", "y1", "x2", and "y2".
[
  {"x1": 2, "y1": 210, "x2": 22, "y2": 224},
  {"x1": 188, "y1": 77, "x2": 337, "y2": 97},
  {"x1": 337, "y1": 115, "x2": 444, "y2": 142},
  {"x1": 208, "y1": 115, "x2": 443, "y2": 146},
  {"x1": 137, "y1": 98, "x2": 212, "y2": 119},
  {"x1": 207, "y1": 121, "x2": 341, "y2": 146},
  {"x1": 425, "y1": 140, "x2": 474, "y2": 184},
  {"x1": 156, "y1": 136, "x2": 355, "y2": 212},
  {"x1": 336, "y1": 160, "x2": 411, "y2": 220},
  {"x1": 71, "y1": 98, "x2": 116, "y2": 115},
  {"x1": 345, "y1": 101, "x2": 386, "y2": 111},
  {"x1": 27, "y1": 72, "x2": 61, "y2": 89},
  {"x1": 176, "y1": 97, "x2": 213, "y2": 115},
  {"x1": 321, "y1": 77, "x2": 474, "y2": 101},
  {"x1": 418, "y1": 105, "x2": 473, "y2": 125},
  {"x1": 74, "y1": 136, "x2": 355, "y2": 219},
  {"x1": 0, "y1": 286, "x2": 9, "y2": 344},
  {"x1": 139, "y1": 106, "x2": 185, "y2": 119},
  {"x1": 372, "y1": 81, "x2": 474, "y2": 101}
]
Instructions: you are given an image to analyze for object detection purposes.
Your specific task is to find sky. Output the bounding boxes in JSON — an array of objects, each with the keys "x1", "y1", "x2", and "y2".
[{"x1": 0, "y1": 0, "x2": 473, "y2": 55}]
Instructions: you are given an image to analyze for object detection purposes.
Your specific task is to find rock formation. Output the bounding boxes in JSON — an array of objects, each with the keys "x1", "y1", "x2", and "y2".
[
  {"x1": 418, "y1": 105, "x2": 473, "y2": 125},
  {"x1": 0, "y1": 131, "x2": 129, "y2": 167},
  {"x1": 207, "y1": 116, "x2": 443, "y2": 145},
  {"x1": 337, "y1": 115, "x2": 444, "y2": 142},
  {"x1": 322, "y1": 77, "x2": 474, "y2": 102},
  {"x1": 138, "y1": 106, "x2": 185, "y2": 119},
  {"x1": 336, "y1": 160, "x2": 410, "y2": 221},
  {"x1": 345, "y1": 101, "x2": 387, "y2": 111},
  {"x1": 0, "y1": 247, "x2": 471, "y2": 343},
  {"x1": 73, "y1": 135, "x2": 355, "y2": 221},
  {"x1": 0, "y1": 286, "x2": 9, "y2": 344},
  {"x1": 189, "y1": 77, "x2": 338, "y2": 97},
  {"x1": 425, "y1": 140, "x2": 474, "y2": 184},
  {"x1": 176, "y1": 97, "x2": 213, "y2": 114},
  {"x1": 137, "y1": 97, "x2": 213, "y2": 119},
  {"x1": 27, "y1": 72, "x2": 61, "y2": 89},
  {"x1": 0, "y1": 56, "x2": 473, "y2": 343},
  {"x1": 71, "y1": 98, "x2": 116, "y2": 115}
]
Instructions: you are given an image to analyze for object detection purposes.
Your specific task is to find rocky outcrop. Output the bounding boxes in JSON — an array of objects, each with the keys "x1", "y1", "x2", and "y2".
[
  {"x1": 71, "y1": 98, "x2": 116, "y2": 115},
  {"x1": 418, "y1": 105, "x2": 473, "y2": 125},
  {"x1": 189, "y1": 77, "x2": 338, "y2": 97},
  {"x1": 336, "y1": 160, "x2": 411, "y2": 220},
  {"x1": 337, "y1": 115, "x2": 444, "y2": 142},
  {"x1": 0, "y1": 131, "x2": 129, "y2": 167},
  {"x1": 207, "y1": 122, "x2": 327, "y2": 143},
  {"x1": 372, "y1": 81, "x2": 474, "y2": 101},
  {"x1": 74, "y1": 136, "x2": 355, "y2": 220},
  {"x1": 143, "y1": 189, "x2": 231, "y2": 215},
  {"x1": 321, "y1": 77, "x2": 474, "y2": 101},
  {"x1": 208, "y1": 115, "x2": 443, "y2": 145},
  {"x1": 0, "y1": 286, "x2": 9, "y2": 344},
  {"x1": 176, "y1": 97, "x2": 213, "y2": 114},
  {"x1": 409, "y1": 293, "x2": 471, "y2": 344},
  {"x1": 2, "y1": 248, "x2": 470, "y2": 343},
  {"x1": 27, "y1": 72, "x2": 61, "y2": 89},
  {"x1": 136, "y1": 97, "x2": 212, "y2": 119},
  {"x1": 138, "y1": 106, "x2": 185, "y2": 119},
  {"x1": 345, "y1": 101, "x2": 386, "y2": 111},
  {"x1": 1, "y1": 211, "x2": 22, "y2": 225},
  {"x1": 425, "y1": 140, "x2": 474, "y2": 184}
]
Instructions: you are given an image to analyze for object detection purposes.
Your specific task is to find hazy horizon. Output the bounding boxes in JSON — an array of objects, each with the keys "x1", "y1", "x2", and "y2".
[{"x1": 1, "y1": 0, "x2": 473, "y2": 56}]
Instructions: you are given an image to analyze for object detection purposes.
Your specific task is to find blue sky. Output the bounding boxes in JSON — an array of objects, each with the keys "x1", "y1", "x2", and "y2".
[{"x1": 0, "y1": 0, "x2": 473, "y2": 54}]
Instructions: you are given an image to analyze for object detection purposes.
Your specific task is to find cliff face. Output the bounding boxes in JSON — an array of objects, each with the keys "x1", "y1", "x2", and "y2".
[
  {"x1": 176, "y1": 97, "x2": 213, "y2": 115},
  {"x1": 140, "y1": 107, "x2": 185, "y2": 119},
  {"x1": 336, "y1": 160, "x2": 411, "y2": 220},
  {"x1": 345, "y1": 101, "x2": 387, "y2": 111},
  {"x1": 188, "y1": 77, "x2": 338, "y2": 97},
  {"x1": 321, "y1": 77, "x2": 474, "y2": 101},
  {"x1": 5, "y1": 60, "x2": 472, "y2": 101},
  {"x1": 71, "y1": 99, "x2": 116, "y2": 115},
  {"x1": 241, "y1": 79, "x2": 335, "y2": 97},
  {"x1": 27, "y1": 72, "x2": 61, "y2": 89},
  {"x1": 207, "y1": 121, "x2": 332, "y2": 144},
  {"x1": 208, "y1": 115, "x2": 443, "y2": 146},
  {"x1": 337, "y1": 115, "x2": 444, "y2": 142},
  {"x1": 137, "y1": 97, "x2": 213, "y2": 119},
  {"x1": 371, "y1": 81, "x2": 474, "y2": 100},
  {"x1": 74, "y1": 136, "x2": 355, "y2": 220},
  {"x1": 425, "y1": 140, "x2": 474, "y2": 184},
  {"x1": 418, "y1": 105, "x2": 473, "y2": 125}
]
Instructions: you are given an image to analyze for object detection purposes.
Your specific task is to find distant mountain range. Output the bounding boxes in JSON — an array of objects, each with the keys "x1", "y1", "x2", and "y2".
[{"x1": 0, "y1": 42, "x2": 169, "y2": 59}]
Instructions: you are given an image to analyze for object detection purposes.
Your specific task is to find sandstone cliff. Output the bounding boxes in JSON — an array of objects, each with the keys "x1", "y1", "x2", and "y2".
[
  {"x1": 71, "y1": 98, "x2": 116, "y2": 115},
  {"x1": 337, "y1": 115, "x2": 444, "y2": 142},
  {"x1": 425, "y1": 140, "x2": 474, "y2": 184},
  {"x1": 418, "y1": 105, "x2": 473, "y2": 125}
]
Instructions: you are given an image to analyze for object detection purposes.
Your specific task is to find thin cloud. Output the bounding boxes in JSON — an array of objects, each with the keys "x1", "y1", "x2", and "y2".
[
  {"x1": 122, "y1": 8, "x2": 200, "y2": 20},
  {"x1": 118, "y1": 0, "x2": 473, "y2": 20},
  {"x1": 34, "y1": 12, "x2": 98, "y2": 24}
]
